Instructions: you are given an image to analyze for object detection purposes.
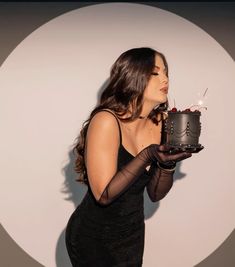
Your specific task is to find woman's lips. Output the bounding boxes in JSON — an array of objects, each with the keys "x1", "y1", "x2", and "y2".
[{"x1": 160, "y1": 87, "x2": 168, "y2": 94}]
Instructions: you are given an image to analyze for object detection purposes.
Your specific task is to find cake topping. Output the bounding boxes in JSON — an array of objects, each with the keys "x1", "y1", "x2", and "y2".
[{"x1": 169, "y1": 105, "x2": 207, "y2": 113}]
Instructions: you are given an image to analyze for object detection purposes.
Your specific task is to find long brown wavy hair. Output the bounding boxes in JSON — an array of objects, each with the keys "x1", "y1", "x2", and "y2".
[{"x1": 72, "y1": 47, "x2": 169, "y2": 184}]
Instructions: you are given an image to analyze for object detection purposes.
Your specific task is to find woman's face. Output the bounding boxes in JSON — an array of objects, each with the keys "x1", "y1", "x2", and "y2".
[{"x1": 143, "y1": 54, "x2": 169, "y2": 106}]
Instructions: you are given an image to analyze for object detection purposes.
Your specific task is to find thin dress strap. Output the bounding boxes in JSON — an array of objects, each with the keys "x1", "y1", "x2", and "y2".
[{"x1": 96, "y1": 109, "x2": 122, "y2": 145}]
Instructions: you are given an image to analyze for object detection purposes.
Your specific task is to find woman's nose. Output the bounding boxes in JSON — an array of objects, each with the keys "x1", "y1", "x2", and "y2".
[{"x1": 160, "y1": 73, "x2": 168, "y2": 84}]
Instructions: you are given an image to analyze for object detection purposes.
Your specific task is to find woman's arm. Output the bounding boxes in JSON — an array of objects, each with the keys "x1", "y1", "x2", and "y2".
[
  {"x1": 146, "y1": 162, "x2": 176, "y2": 202},
  {"x1": 85, "y1": 111, "x2": 155, "y2": 205},
  {"x1": 85, "y1": 111, "x2": 190, "y2": 206}
]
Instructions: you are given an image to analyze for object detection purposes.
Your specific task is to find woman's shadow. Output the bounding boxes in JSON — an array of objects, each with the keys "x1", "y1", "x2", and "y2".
[
  {"x1": 55, "y1": 79, "x2": 188, "y2": 267},
  {"x1": 144, "y1": 163, "x2": 188, "y2": 218},
  {"x1": 55, "y1": 149, "x2": 87, "y2": 267}
]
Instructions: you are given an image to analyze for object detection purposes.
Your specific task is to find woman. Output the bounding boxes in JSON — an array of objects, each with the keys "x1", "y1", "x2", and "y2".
[{"x1": 65, "y1": 47, "x2": 192, "y2": 266}]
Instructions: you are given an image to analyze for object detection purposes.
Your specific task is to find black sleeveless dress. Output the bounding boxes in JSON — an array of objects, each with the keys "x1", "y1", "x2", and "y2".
[{"x1": 65, "y1": 110, "x2": 155, "y2": 267}]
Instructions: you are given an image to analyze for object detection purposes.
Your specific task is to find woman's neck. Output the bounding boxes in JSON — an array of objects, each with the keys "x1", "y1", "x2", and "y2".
[{"x1": 139, "y1": 102, "x2": 160, "y2": 119}]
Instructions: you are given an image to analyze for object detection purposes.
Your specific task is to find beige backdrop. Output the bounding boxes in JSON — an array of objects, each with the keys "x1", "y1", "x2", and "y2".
[{"x1": 0, "y1": 3, "x2": 235, "y2": 267}]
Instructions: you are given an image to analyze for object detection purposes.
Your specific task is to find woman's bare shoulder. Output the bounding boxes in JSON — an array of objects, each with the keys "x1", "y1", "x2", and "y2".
[
  {"x1": 88, "y1": 110, "x2": 120, "y2": 136},
  {"x1": 90, "y1": 109, "x2": 118, "y2": 124}
]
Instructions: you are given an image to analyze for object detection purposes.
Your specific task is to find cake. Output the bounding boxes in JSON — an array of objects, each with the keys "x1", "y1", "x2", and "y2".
[{"x1": 163, "y1": 108, "x2": 204, "y2": 153}]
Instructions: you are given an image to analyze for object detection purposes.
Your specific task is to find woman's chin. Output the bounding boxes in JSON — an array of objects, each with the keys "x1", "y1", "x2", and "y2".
[{"x1": 155, "y1": 97, "x2": 167, "y2": 105}]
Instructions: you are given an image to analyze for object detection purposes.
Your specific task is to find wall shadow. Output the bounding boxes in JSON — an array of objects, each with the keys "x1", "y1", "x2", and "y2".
[{"x1": 144, "y1": 161, "x2": 187, "y2": 219}]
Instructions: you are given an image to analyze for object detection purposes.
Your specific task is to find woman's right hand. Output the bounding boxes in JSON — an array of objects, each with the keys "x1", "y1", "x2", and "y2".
[{"x1": 142, "y1": 144, "x2": 192, "y2": 165}]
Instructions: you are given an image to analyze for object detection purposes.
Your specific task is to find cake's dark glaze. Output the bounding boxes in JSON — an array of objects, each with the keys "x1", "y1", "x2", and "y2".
[{"x1": 164, "y1": 110, "x2": 202, "y2": 149}]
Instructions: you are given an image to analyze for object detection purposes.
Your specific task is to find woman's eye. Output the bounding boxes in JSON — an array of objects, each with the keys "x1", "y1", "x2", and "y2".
[{"x1": 151, "y1": 72, "x2": 159, "y2": 76}]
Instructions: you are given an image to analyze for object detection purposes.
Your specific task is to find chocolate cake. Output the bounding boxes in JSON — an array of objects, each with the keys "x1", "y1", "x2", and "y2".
[{"x1": 164, "y1": 108, "x2": 204, "y2": 153}]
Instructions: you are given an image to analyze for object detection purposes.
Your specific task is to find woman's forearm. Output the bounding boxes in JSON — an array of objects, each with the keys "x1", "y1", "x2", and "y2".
[{"x1": 146, "y1": 163, "x2": 175, "y2": 202}]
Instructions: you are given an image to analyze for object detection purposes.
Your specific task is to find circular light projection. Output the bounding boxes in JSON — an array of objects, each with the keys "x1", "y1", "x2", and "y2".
[{"x1": 0, "y1": 3, "x2": 234, "y2": 267}]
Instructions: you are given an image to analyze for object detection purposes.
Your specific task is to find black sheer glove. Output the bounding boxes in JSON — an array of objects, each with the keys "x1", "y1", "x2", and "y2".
[
  {"x1": 98, "y1": 144, "x2": 191, "y2": 205},
  {"x1": 146, "y1": 162, "x2": 175, "y2": 202}
]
